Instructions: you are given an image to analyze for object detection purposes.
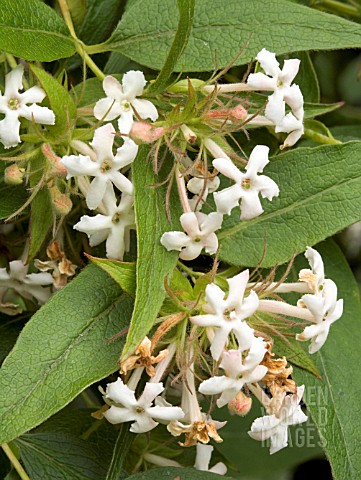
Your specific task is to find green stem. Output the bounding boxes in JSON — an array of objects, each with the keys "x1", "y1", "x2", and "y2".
[
  {"x1": 57, "y1": 0, "x2": 105, "y2": 81},
  {"x1": 312, "y1": 0, "x2": 360, "y2": 18},
  {"x1": 1, "y1": 443, "x2": 30, "y2": 480},
  {"x1": 177, "y1": 261, "x2": 203, "y2": 277},
  {"x1": 304, "y1": 128, "x2": 342, "y2": 145}
]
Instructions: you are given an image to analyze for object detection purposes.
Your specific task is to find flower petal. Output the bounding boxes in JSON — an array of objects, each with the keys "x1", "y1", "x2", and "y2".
[
  {"x1": 147, "y1": 405, "x2": 184, "y2": 422},
  {"x1": 90, "y1": 123, "x2": 116, "y2": 162},
  {"x1": 106, "y1": 226, "x2": 126, "y2": 260},
  {"x1": 60, "y1": 154, "x2": 99, "y2": 178},
  {"x1": 114, "y1": 137, "x2": 138, "y2": 168},
  {"x1": 20, "y1": 86, "x2": 46, "y2": 104},
  {"x1": 122, "y1": 70, "x2": 147, "y2": 99},
  {"x1": 213, "y1": 184, "x2": 243, "y2": 215},
  {"x1": 103, "y1": 75, "x2": 123, "y2": 100},
  {"x1": 213, "y1": 157, "x2": 243, "y2": 183},
  {"x1": 226, "y1": 269, "x2": 249, "y2": 309},
  {"x1": 160, "y1": 231, "x2": 190, "y2": 252},
  {"x1": 108, "y1": 171, "x2": 134, "y2": 196},
  {"x1": 132, "y1": 98, "x2": 158, "y2": 122},
  {"x1": 0, "y1": 113, "x2": 21, "y2": 148},
  {"x1": 254, "y1": 174, "x2": 279, "y2": 201},
  {"x1": 139, "y1": 382, "x2": 164, "y2": 408},
  {"x1": 256, "y1": 49, "x2": 280, "y2": 77},
  {"x1": 86, "y1": 176, "x2": 108, "y2": 210},
  {"x1": 104, "y1": 406, "x2": 136, "y2": 425},
  {"x1": 247, "y1": 72, "x2": 277, "y2": 90},
  {"x1": 239, "y1": 190, "x2": 264, "y2": 220},
  {"x1": 179, "y1": 242, "x2": 203, "y2": 261},
  {"x1": 5, "y1": 65, "x2": 24, "y2": 97},
  {"x1": 74, "y1": 214, "x2": 112, "y2": 236},
  {"x1": 130, "y1": 416, "x2": 158, "y2": 433},
  {"x1": 280, "y1": 59, "x2": 300, "y2": 86},
  {"x1": 106, "y1": 378, "x2": 137, "y2": 407},
  {"x1": 265, "y1": 90, "x2": 285, "y2": 125},
  {"x1": 94, "y1": 97, "x2": 123, "y2": 121},
  {"x1": 21, "y1": 104, "x2": 55, "y2": 125},
  {"x1": 246, "y1": 145, "x2": 270, "y2": 176},
  {"x1": 117, "y1": 108, "x2": 134, "y2": 135}
]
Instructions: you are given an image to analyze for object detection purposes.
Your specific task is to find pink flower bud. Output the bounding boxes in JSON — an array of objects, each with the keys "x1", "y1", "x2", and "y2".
[
  {"x1": 205, "y1": 104, "x2": 247, "y2": 123},
  {"x1": 4, "y1": 164, "x2": 25, "y2": 185},
  {"x1": 49, "y1": 186, "x2": 72, "y2": 216},
  {"x1": 130, "y1": 122, "x2": 165, "y2": 143},
  {"x1": 227, "y1": 391, "x2": 252, "y2": 416},
  {"x1": 41, "y1": 143, "x2": 67, "y2": 177}
]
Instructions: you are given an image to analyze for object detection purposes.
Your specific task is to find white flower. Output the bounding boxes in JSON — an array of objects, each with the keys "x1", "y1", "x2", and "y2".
[
  {"x1": 198, "y1": 338, "x2": 268, "y2": 407},
  {"x1": 73, "y1": 184, "x2": 135, "y2": 260},
  {"x1": 0, "y1": 65, "x2": 55, "y2": 148},
  {"x1": 296, "y1": 280, "x2": 343, "y2": 353},
  {"x1": 213, "y1": 146, "x2": 279, "y2": 220},
  {"x1": 103, "y1": 378, "x2": 184, "y2": 433},
  {"x1": 247, "y1": 49, "x2": 304, "y2": 148},
  {"x1": 248, "y1": 385, "x2": 308, "y2": 454},
  {"x1": 187, "y1": 176, "x2": 220, "y2": 211},
  {"x1": 298, "y1": 246, "x2": 325, "y2": 294},
  {"x1": 191, "y1": 270, "x2": 258, "y2": 360},
  {"x1": 194, "y1": 444, "x2": 227, "y2": 476},
  {"x1": 160, "y1": 211, "x2": 223, "y2": 261},
  {"x1": 93, "y1": 71, "x2": 158, "y2": 134},
  {"x1": 0, "y1": 260, "x2": 53, "y2": 304},
  {"x1": 61, "y1": 124, "x2": 136, "y2": 210}
]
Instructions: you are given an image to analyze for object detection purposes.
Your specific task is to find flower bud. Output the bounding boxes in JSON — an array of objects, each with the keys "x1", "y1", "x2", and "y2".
[
  {"x1": 205, "y1": 104, "x2": 247, "y2": 123},
  {"x1": 167, "y1": 78, "x2": 205, "y2": 93},
  {"x1": 49, "y1": 186, "x2": 72, "y2": 216},
  {"x1": 130, "y1": 122, "x2": 165, "y2": 143},
  {"x1": 4, "y1": 164, "x2": 25, "y2": 185},
  {"x1": 41, "y1": 143, "x2": 67, "y2": 177},
  {"x1": 227, "y1": 391, "x2": 252, "y2": 416}
]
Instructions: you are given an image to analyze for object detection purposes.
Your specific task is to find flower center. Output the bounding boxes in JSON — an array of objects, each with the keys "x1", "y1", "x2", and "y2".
[
  {"x1": 121, "y1": 100, "x2": 131, "y2": 111},
  {"x1": 194, "y1": 237, "x2": 201, "y2": 243},
  {"x1": 100, "y1": 160, "x2": 113, "y2": 173},
  {"x1": 223, "y1": 307, "x2": 236, "y2": 320},
  {"x1": 8, "y1": 97, "x2": 20, "y2": 110},
  {"x1": 135, "y1": 406, "x2": 145, "y2": 414},
  {"x1": 112, "y1": 212, "x2": 122, "y2": 224},
  {"x1": 241, "y1": 178, "x2": 251, "y2": 190}
]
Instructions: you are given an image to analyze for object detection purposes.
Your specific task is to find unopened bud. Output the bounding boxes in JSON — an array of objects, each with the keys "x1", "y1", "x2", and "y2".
[
  {"x1": 49, "y1": 186, "x2": 72, "y2": 216},
  {"x1": 228, "y1": 391, "x2": 252, "y2": 416},
  {"x1": 4, "y1": 164, "x2": 25, "y2": 185},
  {"x1": 130, "y1": 122, "x2": 165, "y2": 143},
  {"x1": 167, "y1": 78, "x2": 205, "y2": 93},
  {"x1": 205, "y1": 104, "x2": 247, "y2": 123},
  {"x1": 41, "y1": 143, "x2": 67, "y2": 177}
]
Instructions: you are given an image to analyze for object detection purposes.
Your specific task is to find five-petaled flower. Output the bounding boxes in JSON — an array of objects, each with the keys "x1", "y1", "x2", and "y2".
[
  {"x1": 61, "y1": 123, "x2": 136, "y2": 210},
  {"x1": 103, "y1": 378, "x2": 184, "y2": 433},
  {"x1": 94, "y1": 71, "x2": 158, "y2": 134},
  {"x1": 213, "y1": 146, "x2": 279, "y2": 220},
  {"x1": 0, "y1": 65, "x2": 55, "y2": 148},
  {"x1": 73, "y1": 184, "x2": 135, "y2": 260},
  {"x1": 160, "y1": 211, "x2": 223, "y2": 261},
  {"x1": 191, "y1": 269, "x2": 258, "y2": 361},
  {"x1": 198, "y1": 338, "x2": 268, "y2": 407},
  {"x1": 247, "y1": 48, "x2": 304, "y2": 148},
  {"x1": 248, "y1": 385, "x2": 308, "y2": 454}
]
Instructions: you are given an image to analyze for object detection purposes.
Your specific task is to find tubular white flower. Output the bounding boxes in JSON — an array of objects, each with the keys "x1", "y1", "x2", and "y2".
[
  {"x1": 191, "y1": 270, "x2": 258, "y2": 361},
  {"x1": 61, "y1": 124, "x2": 137, "y2": 210},
  {"x1": 0, "y1": 65, "x2": 55, "y2": 148},
  {"x1": 103, "y1": 378, "x2": 184, "y2": 433},
  {"x1": 160, "y1": 211, "x2": 223, "y2": 261},
  {"x1": 194, "y1": 444, "x2": 227, "y2": 476},
  {"x1": 198, "y1": 338, "x2": 268, "y2": 407},
  {"x1": 297, "y1": 280, "x2": 343, "y2": 353},
  {"x1": 213, "y1": 145, "x2": 279, "y2": 220},
  {"x1": 93, "y1": 71, "x2": 158, "y2": 134},
  {"x1": 0, "y1": 260, "x2": 53, "y2": 304},
  {"x1": 188, "y1": 176, "x2": 220, "y2": 211},
  {"x1": 247, "y1": 49, "x2": 304, "y2": 148},
  {"x1": 248, "y1": 385, "x2": 308, "y2": 454},
  {"x1": 73, "y1": 184, "x2": 135, "y2": 260}
]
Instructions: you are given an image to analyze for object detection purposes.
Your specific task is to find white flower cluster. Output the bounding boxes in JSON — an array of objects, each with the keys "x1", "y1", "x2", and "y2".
[{"x1": 59, "y1": 71, "x2": 158, "y2": 260}]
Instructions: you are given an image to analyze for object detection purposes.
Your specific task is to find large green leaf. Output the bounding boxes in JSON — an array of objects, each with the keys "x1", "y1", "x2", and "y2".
[
  {"x1": 15, "y1": 433, "x2": 109, "y2": 480},
  {"x1": 30, "y1": 65, "x2": 77, "y2": 143},
  {"x1": 292, "y1": 240, "x2": 361, "y2": 479},
  {"x1": 0, "y1": 264, "x2": 133, "y2": 444},
  {"x1": 0, "y1": 183, "x2": 27, "y2": 220},
  {"x1": 0, "y1": 0, "x2": 75, "y2": 61},
  {"x1": 101, "y1": 0, "x2": 361, "y2": 72},
  {"x1": 218, "y1": 142, "x2": 361, "y2": 267},
  {"x1": 122, "y1": 146, "x2": 181, "y2": 358}
]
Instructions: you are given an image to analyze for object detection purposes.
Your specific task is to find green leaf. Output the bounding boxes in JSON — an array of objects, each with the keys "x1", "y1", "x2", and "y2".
[
  {"x1": 89, "y1": 256, "x2": 136, "y2": 296},
  {"x1": 0, "y1": 183, "x2": 27, "y2": 220},
  {"x1": 292, "y1": 240, "x2": 361, "y2": 479},
  {"x1": 103, "y1": 0, "x2": 361, "y2": 72},
  {"x1": 30, "y1": 65, "x2": 77, "y2": 143},
  {"x1": 105, "y1": 425, "x2": 134, "y2": 480},
  {"x1": 77, "y1": 0, "x2": 124, "y2": 45},
  {"x1": 0, "y1": 264, "x2": 133, "y2": 444},
  {"x1": 304, "y1": 119, "x2": 341, "y2": 145},
  {"x1": 0, "y1": 0, "x2": 75, "y2": 61},
  {"x1": 15, "y1": 432, "x2": 109, "y2": 480},
  {"x1": 126, "y1": 468, "x2": 234, "y2": 479},
  {"x1": 28, "y1": 185, "x2": 53, "y2": 261},
  {"x1": 149, "y1": 0, "x2": 195, "y2": 94},
  {"x1": 122, "y1": 145, "x2": 182, "y2": 358},
  {"x1": 218, "y1": 142, "x2": 361, "y2": 267}
]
